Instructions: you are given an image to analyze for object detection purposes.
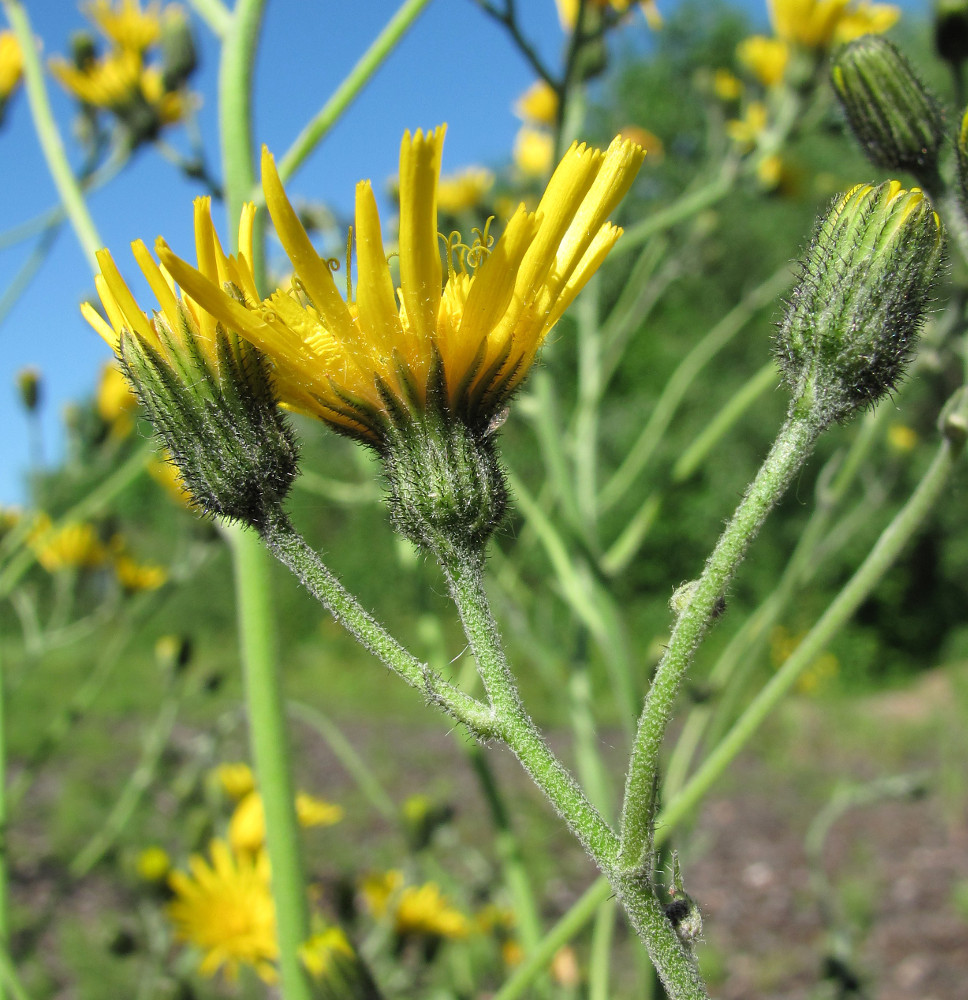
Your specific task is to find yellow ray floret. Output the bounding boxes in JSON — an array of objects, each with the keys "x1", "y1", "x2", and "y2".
[{"x1": 155, "y1": 126, "x2": 643, "y2": 444}]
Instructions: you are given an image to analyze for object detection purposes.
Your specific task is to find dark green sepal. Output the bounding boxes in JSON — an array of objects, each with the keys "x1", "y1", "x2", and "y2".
[
  {"x1": 775, "y1": 181, "x2": 946, "y2": 428},
  {"x1": 118, "y1": 323, "x2": 299, "y2": 531},
  {"x1": 831, "y1": 37, "x2": 945, "y2": 187}
]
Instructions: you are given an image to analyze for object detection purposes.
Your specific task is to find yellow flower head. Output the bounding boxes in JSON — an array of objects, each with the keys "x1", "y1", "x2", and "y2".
[
  {"x1": 49, "y1": 47, "x2": 142, "y2": 109},
  {"x1": 167, "y1": 839, "x2": 277, "y2": 983},
  {"x1": 556, "y1": 0, "x2": 662, "y2": 30},
  {"x1": 153, "y1": 127, "x2": 642, "y2": 445},
  {"x1": 114, "y1": 552, "x2": 167, "y2": 591},
  {"x1": 229, "y1": 790, "x2": 343, "y2": 854},
  {"x1": 514, "y1": 79, "x2": 559, "y2": 126},
  {"x1": 395, "y1": 882, "x2": 470, "y2": 939},
  {"x1": 300, "y1": 928, "x2": 355, "y2": 980},
  {"x1": 727, "y1": 101, "x2": 769, "y2": 149},
  {"x1": 713, "y1": 67, "x2": 743, "y2": 101},
  {"x1": 214, "y1": 761, "x2": 256, "y2": 800},
  {"x1": 436, "y1": 165, "x2": 495, "y2": 215},
  {"x1": 513, "y1": 125, "x2": 555, "y2": 178},
  {"x1": 28, "y1": 513, "x2": 106, "y2": 572},
  {"x1": 85, "y1": 0, "x2": 163, "y2": 53},
  {"x1": 0, "y1": 31, "x2": 23, "y2": 102},
  {"x1": 736, "y1": 35, "x2": 790, "y2": 87},
  {"x1": 136, "y1": 845, "x2": 171, "y2": 882},
  {"x1": 767, "y1": 0, "x2": 899, "y2": 49}
]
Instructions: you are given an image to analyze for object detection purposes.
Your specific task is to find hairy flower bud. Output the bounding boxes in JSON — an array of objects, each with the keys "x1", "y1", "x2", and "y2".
[
  {"x1": 831, "y1": 37, "x2": 945, "y2": 185},
  {"x1": 379, "y1": 362, "x2": 507, "y2": 554},
  {"x1": 119, "y1": 324, "x2": 299, "y2": 530},
  {"x1": 15, "y1": 367, "x2": 41, "y2": 413},
  {"x1": 775, "y1": 181, "x2": 945, "y2": 427}
]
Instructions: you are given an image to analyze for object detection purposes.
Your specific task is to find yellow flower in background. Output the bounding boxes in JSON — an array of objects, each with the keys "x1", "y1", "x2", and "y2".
[
  {"x1": 713, "y1": 67, "x2": 743, "y2": 101},
  {"x1": 97, "y1": 361, "x2": 139, "y2": 437},
  {"x1": 0, "y1": 31, "x2": 23, "y2": 102},
  {"x1": 114, "y1": 552, "x2": 167, "y2": 590},
  {"x1": 229, "y1": 790, "x2": 343, "y2": 854},
  {"x1": 767, "y1": 0, "x2": 899, "y2": 49},
  {"x1": 167, "y1": 840, "x2": 277, "y2": 983},
  {"x1": 296, "y1": 792, "x2": 344, "y2": 828},
  {"x1": 436, "y1": 165, "x2": 495, "y2": 214},
  {"x1": 361, "y1": 870, "x2": 468, "y2": 939},
  {"x1": 360, "y1": 869, "x2": 404, "y2": 919},
  {"x1": 85, "y1": 0, "x2": 163, "y2": 53},
  {"x1": 556, "y1": 0, "x2": 662, "y2": 30},
  {"x1": 737, "y1": 35, "x2": 790, "y2": 87},
  {"x1": 300, "y1": 928, "x2": 355, "y2": 979},
  {"x1": 28, "y1": 514, "x2": 106, "y2": 572},
  {"x1": 887, "y1": 423, "x2": 918, "y2": 453},
  {"x1": 513, "y1": 124, "x2": 555, "y2": 177},
  {"x1": 514, "y1": 79, "x2": 558, "y2": 126},
  {"x1": 153, "y1": 127, "x2": 642, "y2": 443},
  {"x1": 726, "y1": 101, "x2": 769, "y2": 148},
  {"x1": 770, "y1": 625, "x2": 839, "y2": 694},
  {"x1": 215, "y1": 762, "x2": 256, "y2": 801},
  {"x1": 50, "y1": 46, "x2": 142, "y2": 109},
  {"x1": 395, "y1": 882, "x2": 470, "y2": 939},
  {"x1": 136, "y1": 845, "x2": 172, "y2": 882}
]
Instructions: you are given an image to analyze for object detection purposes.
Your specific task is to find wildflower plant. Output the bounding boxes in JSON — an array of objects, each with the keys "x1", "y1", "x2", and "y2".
[{"x1": 4, "y1": 2, "x2": 968, "y2": 999}]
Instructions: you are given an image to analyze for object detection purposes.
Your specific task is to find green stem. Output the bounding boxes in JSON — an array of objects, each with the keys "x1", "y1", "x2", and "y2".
[
  {"x1": 4, "y1": 0, "x2": 103, "y2": 269},
  {"x1": 268, "y1": 0, "x2": 434, "y2": 194},
  {"x1": 434, "y1": 542, "x2": 619, "y2": 864},
  {"x1": 619, "y1": 410, "x2": 822, "y2": 871},
  {"x1": 587, "y1": 898, "x2": 617, "y2": 1000},
  {"x1": 0, "y1": 948, "x2": 30, "y2": 1000},
  {"x1": 657, "y1": 405, "x2": 967, "y2": 838},
  {"x1": 218, "y1": 0, "x2": 266, "y2": 283},
  {"x1": 259, "y1": 511, "x2": 495, "y2": 735},
  {"x1": 186, "y1": 0, "x2": 232, "y2": 37},
  {"x1": 224, "y1": 523, "x2": 312, "y2": 1000}
]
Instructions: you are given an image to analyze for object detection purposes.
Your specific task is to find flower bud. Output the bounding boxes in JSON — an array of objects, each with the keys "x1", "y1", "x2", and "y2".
[
  {"x1": 119, "y1": 325, "x2": 299, "y2": 530},
  {"x1": 160, "y1": 6, "x2": 197, "y2": 92},
  {"x1": 15, "y1": 367, "x2": 41, "y2": 413},
  {"x1": 379, "y1": 360, "x2": 507, "y2": 554},
  {"x1": 831, "y1": 37, "x2": 945, "y2": 185},
  {"x1": 775, "y1": 181, "x2": 945, "y2": 427},
  {"x1": 935, "y1": 0, "x2": 968, "y2": 65},
  {"x1": 958, "y1": 106, "x2": 968, "y2": 209}
]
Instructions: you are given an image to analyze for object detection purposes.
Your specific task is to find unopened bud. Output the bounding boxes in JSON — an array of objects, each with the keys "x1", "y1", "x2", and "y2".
[
  {"x1": 776, "y1": 181, "x2": 945, "y2": 427},
  {"x1": 119, "y1": 326, "x2": 299, "y2": 530},
  {"x1": 160, "y1": 6, "x2": 197, "y2": 91},
  {"x1": 832, "y1": 37, "x2": 945, "y2": 186},
  {"x1": 936, "y1": 0, "x2": 968, "y2": 64},
  {"x1": 69, "y1": 31, "x2": 97, "y2": 71},
  {"x1": 16, "y1": 367, "x2": 41, "y2": 412}
]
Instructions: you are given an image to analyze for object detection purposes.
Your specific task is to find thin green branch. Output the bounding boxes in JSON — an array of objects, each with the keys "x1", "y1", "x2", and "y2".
[
  {"x1": 185, "y1": 0, "x2": 232, "y2": 37},
  {"x1": 4, "y1": 0, "x2": 103, "y2": 269},
  {"x1": 657, "y1": 397, "x2": 968, "y2": 839},
  {"x1": 619, "y1": 410, "x2": 822, "y2": 871},
  {"x1": 268, "y1": 0, "x2": 434, "y2": 195}
]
